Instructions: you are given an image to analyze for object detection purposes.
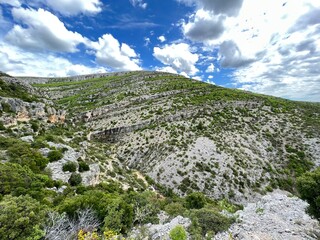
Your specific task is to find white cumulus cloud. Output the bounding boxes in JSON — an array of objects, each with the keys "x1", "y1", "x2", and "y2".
[
  {"x1": 180, "y1": 0, "x2": 320, "y2": 101},
  {"x1": 0, "y1": 42, "x2": 106, "y2": 77},
  {"x1": 90, "y1": 34, "x2": 141, "y2": 71},
  {"x1": 5, "y1": 8, "x2": 86, "y2": 52},
  {"x1": 45, "y1": 0, "x2": 102, "y2": 16},
  {"x1": 153, "y1": 43, "x2": 199, "y2": 76},
  {"x1": 183, "y1": 9, "x2": 226, "y2": 42}
]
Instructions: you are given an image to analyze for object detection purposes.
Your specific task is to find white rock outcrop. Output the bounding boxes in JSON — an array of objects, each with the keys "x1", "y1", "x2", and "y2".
[{"x1": 215, "y1": 191, "x2": 320, "y2": 240}]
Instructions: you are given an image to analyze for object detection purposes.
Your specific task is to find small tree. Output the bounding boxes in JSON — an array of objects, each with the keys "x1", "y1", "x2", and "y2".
[
  {"x1": 185, "y1": 192, "x2": 206, "y2": 209},
  {"x1": 190, "y1": 208, "x2": 234, "y2": 236},
  {"x1": 169, "y1": 225, "x2": 187, "y2": 240},
  {"x1": 78, "y1": 161, "x2": 90, "y2": 172},
  {"x1": 69, "y1": 173, "x2": 82, "y2": 186}
]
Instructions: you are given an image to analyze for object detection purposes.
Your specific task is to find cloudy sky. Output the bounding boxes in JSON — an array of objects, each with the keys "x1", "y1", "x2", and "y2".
[{"x1": 0, "y1": 0, "x2": 319, "y2": 101}]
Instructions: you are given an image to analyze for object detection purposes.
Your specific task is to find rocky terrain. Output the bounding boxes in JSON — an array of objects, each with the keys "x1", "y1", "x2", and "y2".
[
  {"x1": 215, "y1": 190, "x2": 320, "y2": 240},
  {"x1": 21, "y1": 71, "x2": 320, "y2": 202},
  {"x1": 128, "y1": 191, "x2": 320, "y2": 240},
  {"x1": 0, "y1": 71, "x2": 319, "y2": 239}
]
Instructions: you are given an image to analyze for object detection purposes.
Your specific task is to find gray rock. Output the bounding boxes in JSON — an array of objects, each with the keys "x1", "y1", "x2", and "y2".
[
  {"x1": 129, "y1": 215, "x2": 191, "y2": 240},
  {"x1": 20, "y1": 135, "x2": 34, "y2": 143},
  {"x1": 44, "y1": 143, "x2": 100, "y2": 186},
  {"x1": 214, "y1": 190, "x2": 320, "y2": 240},
  {"x1": 81, "y1": 163, "x2": 100, "y2": 186}
]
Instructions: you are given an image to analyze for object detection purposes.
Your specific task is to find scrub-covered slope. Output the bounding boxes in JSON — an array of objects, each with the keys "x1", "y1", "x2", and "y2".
[{"x1": 28, "y1": 71, "x2": 320, "y2": 203}]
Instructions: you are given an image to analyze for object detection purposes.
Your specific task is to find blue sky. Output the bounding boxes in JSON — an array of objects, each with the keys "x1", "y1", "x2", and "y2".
[{"x1": 0, "y1": 0, "x2": 319, "y2": 101}]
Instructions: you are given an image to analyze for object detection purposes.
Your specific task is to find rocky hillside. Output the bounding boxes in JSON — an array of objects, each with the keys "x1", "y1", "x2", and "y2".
[
  {"x1": 24, "y1": 71, "x2": 320, "y2": 203},
  {"x1": 0, "y1": 70, "x2": 319, "y2": 239}
]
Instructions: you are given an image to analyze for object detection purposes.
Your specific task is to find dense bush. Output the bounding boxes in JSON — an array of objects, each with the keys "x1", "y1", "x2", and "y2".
[
  {"x1": 63, "y1": 162, "x2": 77, "y2": 172},
  {"x1": 7, "y1": 142, "x2": 49, "y2": 172},
  {"x1": 0, "y1": 162, "x2": 54, "y2": 200},
  {"x1": 68, "y1": 173, "x2": 82, "y2": 186},
  {"x1": 48, "y1": 150, "x2": 63, "y2": 162},
  {"x1": 30, "y1": 120, "x2": 40, "y2": 132},
  {"x1": 0, "y1": 194, "x2": 47, "y2": 240},
  {"x1": 0, "y1": 136, "x2": 16, "y2": 149},
  {"x1": 78, "y1": 161, "x2": 90, "y2": 172},
  {"x1": 297, "y1": 167, "x2": 320, "y2": 219},
  {"x1": 58, "y1": 190, "x2": 134, "y2": 234},
  {"x1": 189, "y1": 208, "x2": 234, "y2": 237},
  {"x1": 185, "y1": 192, "x2": 206, "y2": 209}
]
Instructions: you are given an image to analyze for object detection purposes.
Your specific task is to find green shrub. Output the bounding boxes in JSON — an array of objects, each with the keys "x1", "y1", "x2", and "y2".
[
  {"x1": 297, "y1": 167, "x2": 320, "y2": 219},
  {"x1": 189, "y1": 208, "x2": 234, "y2": 237},
  {"x1": 185, "y1": 192, "x2": 206, "y2": 209},
  {"x1": 61, "y1": 147, "x2": 69, "y2": 153},
  {"x1": 45, "y1": 135, "x2": 58, "y2": 142},
  {"x1": 68, "y1": 173, "x2": 82, "y2": 186},
  {"x1": 31, "y1": 140, "x2": 48, "y2": 149},
  {"x1": 0, "y1": 162, "x2": 54, "y2": 200},
  {"x1": 48, "y1": 150, "x2": 63, "y2": 162},
  {"x1": 7, "y1": 142, "x2": 49, "y2": 172},
  {"x1": 169, "y1": 225, "x2": 187, "y2": 240},
  {"x1": 62, "y1": 162, "x2": 77, "y2": 172},
  {"x1": 58, "y1": 190, "x2": 134, "y2": 233},
  {"x1": 78, "y1": 161, "x2": 90, "y2": 172},
  {"x1": 0, "y1": 121, "x2": 5, "y2": 130},
  {"x1": 165, "y1": 202, "x2": 186, "y2": 217},
  {"x1": 0, "y1": 136, "x2": 16, "y2": 149},
  {"x1": 0, "y1": 195, "x2": 46, "y2": 240},
  {"x1": 30, "y1": 120, "x2": 40, "y2": 132}
]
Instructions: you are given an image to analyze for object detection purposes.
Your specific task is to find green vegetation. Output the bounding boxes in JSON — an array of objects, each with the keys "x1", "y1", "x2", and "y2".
[
  {"x1": 48, "y1": 150, "x2": 63, "y2": 162},
  {"x1": 62, "y1": 161, "x2": 77, "y2": 172},
  {"x1": 169, "y1": 225, "x2": 187, "y2": 240},
  {"x1": 185, "y1": 192, "x2": 206, "y2": 209},
  {"x1": 68, "y1": 172, "x2": 82, "y2": 186},
  {"x1": 188, "y1": 208, "x2": 234, "y2": 237},
  {"x1": 297, "y1": 167, "x2": 320, "y2": 219},
  {"x1": 78, "y1": 161, "x2": 90, "y2": 172},
  {"x1": 0, "y1": 162, "x2": 54, "y2": 199},
  {"x1": 0, "y1": 195, "x2": 47, "y2": 240},
  {"x1": 7, "y1": 141, "x2": 49, "y2": 173},
  {"x1": 0, "y1": 79, "x2": 37, "y2": 102}
]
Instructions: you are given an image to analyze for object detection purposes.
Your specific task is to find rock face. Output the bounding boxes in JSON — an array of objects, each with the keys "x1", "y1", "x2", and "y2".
[
  {"x1": 0, "y1": 96, "x2": 66, "y2": 125},
  {"x1": 214, "y1": 191, "x2": 320, "y2": 240}
]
